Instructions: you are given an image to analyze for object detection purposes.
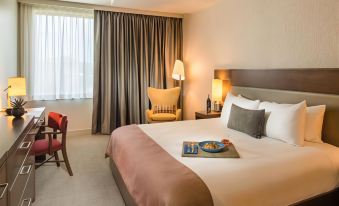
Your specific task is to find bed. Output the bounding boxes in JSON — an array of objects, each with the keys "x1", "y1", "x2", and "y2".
[{"x1": 106, "y1": 69, "x2": 339, "y2": 206}]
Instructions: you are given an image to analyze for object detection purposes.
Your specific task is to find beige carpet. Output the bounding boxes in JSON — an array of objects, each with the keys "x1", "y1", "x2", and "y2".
[{"x1": 32, "y1": 134, "x2": 125, "y2": 206}]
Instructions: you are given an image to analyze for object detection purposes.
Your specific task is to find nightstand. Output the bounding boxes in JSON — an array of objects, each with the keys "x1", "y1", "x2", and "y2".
[{"x1": 195, "y1": 111, "x2": 221, "y2": 119}]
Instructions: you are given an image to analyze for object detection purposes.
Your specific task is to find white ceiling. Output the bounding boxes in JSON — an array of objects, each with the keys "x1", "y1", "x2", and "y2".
[{"x1": 56, "y1": 0, "x2": 218, "y2": 14}]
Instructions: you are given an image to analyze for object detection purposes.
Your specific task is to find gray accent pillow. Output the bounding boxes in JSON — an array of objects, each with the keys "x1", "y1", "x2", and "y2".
[{"x1": 227, "y1": 104, "x2": 265, "y2": 138}]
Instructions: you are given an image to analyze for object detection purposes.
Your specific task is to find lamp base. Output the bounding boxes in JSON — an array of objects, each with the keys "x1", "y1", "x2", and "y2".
[
  {"x1": 5, "y1": 108, "x2": 12, "y2": 115},
  {"x1": 213, "y1": 103, "x2": 222, "y2": 112}
]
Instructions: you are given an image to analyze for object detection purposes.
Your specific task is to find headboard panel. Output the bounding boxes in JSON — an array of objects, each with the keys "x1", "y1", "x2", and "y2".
[{"x1": 215, "y1": 69, "x2": 339, "y2": 147}]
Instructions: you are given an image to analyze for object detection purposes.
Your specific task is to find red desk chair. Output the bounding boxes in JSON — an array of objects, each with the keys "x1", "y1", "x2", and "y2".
[{"x1": 32, "y1": 112, "x2": 73, "y2": 176}]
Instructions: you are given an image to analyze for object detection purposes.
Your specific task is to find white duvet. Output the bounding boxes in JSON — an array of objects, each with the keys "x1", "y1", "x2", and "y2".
[{"x1": 138, "y1": 118, "x2": 339, "y2": 206}]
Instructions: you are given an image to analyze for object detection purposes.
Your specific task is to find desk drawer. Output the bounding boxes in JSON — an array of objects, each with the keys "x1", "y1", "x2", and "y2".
[
  {"x1": 33, "y1": 111, "x2": 45, "y2": 129},
  {"x1": 18, "y1": 167, "x2": 34, "y2": 206},
  {"x1": 7, "y1": 134, "x2": 34, "y2": 186},
  {"x1": 19, "y1": 198, "x2": 31, "y2": 206},
  {"x1": 0, "y1": 163, "x2": 8, "y2": 206},
  {"x1": 30, "y1": 113, "x2": 44, "y2": 136},
  {"x1": 9, "y1": 156, "x2": 34, "y2": 206}
]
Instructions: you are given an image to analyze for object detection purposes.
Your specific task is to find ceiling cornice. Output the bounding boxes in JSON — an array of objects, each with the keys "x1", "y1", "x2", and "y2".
[{"x1": 18, "y1": 0, "x2": 184, "y2": 18}]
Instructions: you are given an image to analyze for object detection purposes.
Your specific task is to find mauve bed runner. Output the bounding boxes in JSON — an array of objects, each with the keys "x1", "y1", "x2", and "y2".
[{"x1": 106, "y1": 125, "x2": 214, "y2": 206}]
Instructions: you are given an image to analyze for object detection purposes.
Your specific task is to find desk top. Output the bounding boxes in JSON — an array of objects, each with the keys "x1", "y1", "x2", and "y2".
[{"x1": 0, "y1": 107, "x2": 45, "y2": 165}]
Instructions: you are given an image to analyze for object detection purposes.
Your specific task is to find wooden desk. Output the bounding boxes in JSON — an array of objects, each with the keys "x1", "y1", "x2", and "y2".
[{"x1": 0, "y1": 107, "x2": 45, "y2": 206}]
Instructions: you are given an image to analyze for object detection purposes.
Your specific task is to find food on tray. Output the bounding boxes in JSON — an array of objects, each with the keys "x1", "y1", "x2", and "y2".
[
  {"x1": 221, "y1": 139, "x2": 231, "y2": 146},
  {"x1": 203, "y1": 142, "x2": 220, "y2": 149},
  {"x1": 199, "y1": 141, "x2": 227, "y2": 153}
]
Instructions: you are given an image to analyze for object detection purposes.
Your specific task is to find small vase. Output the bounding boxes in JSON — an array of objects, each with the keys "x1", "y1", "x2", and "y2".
[
  {"x1": 5, "y1": 108, "x2": 12, "y2": 115},
  {"x1": 11, "y1": 108, "x2": 25, "y2": 118}
]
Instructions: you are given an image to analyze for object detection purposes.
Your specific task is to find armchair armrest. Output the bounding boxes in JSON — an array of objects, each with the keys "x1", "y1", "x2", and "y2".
[
  {"x1": 176, "y1": 109, "x2": 182, "y2": 121},
  {"x1": 146, "y1": 110, "x2": 153, "y2": 123}
]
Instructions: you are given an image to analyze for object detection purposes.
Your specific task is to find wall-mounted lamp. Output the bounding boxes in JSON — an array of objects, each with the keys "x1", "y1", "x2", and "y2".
[{"x1": 212, "y1": 79, "x2": 222, "y2": 112}]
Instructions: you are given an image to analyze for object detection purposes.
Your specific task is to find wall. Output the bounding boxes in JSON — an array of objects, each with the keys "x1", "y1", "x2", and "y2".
[
  {"x1": 0, "y1": 0, "x2": 18, "y2": 107},
  {"x1": 0, "y1": 1, "x2": 91, "y2": 132},
  {"x1": 26, "y1": 99, "x2": 93, "y2": 132},
  {"x1": 183, "y1": 0, "x2": 339, "y2": 120}
]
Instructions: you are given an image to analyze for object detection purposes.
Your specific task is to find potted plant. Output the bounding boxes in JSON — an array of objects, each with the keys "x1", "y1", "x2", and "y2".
[{"x1": 10, "y1": 98, "x2": 26, "y2": 118}]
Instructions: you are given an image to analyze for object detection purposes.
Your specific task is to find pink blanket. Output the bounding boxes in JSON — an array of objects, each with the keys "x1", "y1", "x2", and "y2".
[{"x1": 106, "y1": 125, "x2": 213, "y2": 206}]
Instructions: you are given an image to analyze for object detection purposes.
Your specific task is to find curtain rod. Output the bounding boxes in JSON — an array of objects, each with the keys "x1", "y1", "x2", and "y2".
[{"x1": 18, "y1": 0, "x2": 184, "y2": 18}]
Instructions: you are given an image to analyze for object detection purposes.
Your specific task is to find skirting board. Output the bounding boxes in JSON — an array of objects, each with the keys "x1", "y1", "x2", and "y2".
[{"x1": 68, "y1": 129, "x2": 91, "y2": 136}]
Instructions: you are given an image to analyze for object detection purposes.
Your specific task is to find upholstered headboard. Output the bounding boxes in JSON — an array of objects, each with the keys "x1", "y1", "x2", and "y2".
[{"x1": 214, "y1": 69, "x2": 339, "y2": 147}]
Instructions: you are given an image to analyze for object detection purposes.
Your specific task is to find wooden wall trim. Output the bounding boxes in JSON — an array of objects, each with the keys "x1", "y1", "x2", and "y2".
[{"x1": 215, "y1": 69, "x2": 339, "y2": 95}]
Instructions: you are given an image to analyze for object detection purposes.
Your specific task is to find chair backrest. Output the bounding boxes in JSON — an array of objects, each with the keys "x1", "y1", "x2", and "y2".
[
  {"x1": 48, "y1": 112, "x2": 68, "y2": 133},
  {"x1": 147, "y1": 87, "x2": 181, "y2": 109}
]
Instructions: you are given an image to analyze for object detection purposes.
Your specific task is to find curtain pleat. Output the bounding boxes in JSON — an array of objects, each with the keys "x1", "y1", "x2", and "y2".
[{"x1": 92, "y1": 11, "x2": 183, "y2": 134}]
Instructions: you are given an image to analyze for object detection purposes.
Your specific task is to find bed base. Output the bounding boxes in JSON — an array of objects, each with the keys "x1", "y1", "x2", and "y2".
[
  {"x1": 295, "y1": 188, "x2": 339, "y2": 206},
  {"x1": 109, "y1": 159, "x2": 137, "y2": 206},
  {"x1": 110, "y1": 158, "x2": 339, "y2": 206}
]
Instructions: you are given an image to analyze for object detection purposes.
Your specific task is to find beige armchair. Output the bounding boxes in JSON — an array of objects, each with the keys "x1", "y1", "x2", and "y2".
[{"x1": 146, "y1": 87, "x2": 182, "y2": 123}]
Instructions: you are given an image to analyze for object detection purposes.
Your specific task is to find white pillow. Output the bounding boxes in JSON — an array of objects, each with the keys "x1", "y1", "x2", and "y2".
[
  {"x1": 259, "y1": 102, "x2": 326, "y2": 143},
  {"x1": 220, "y1": 93, "x2": 260, "y2": 124},
  {"x1": 259, "y1": 101, "x2": 290, "y2": 112},
  {"x1": 305, "y1": 105, "x2": 326, "y2": 143},
  {"x1": 264, "y1": 101, "x2": 307, "y2": 146},
  {"x1": 259, "y1": 101, "x2": 288, "y2": 136}
]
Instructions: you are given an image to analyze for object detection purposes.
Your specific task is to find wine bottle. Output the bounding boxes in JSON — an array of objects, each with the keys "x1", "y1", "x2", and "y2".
[{"x1": 207, "y1": 94, "x2": 211, "y2": 113}]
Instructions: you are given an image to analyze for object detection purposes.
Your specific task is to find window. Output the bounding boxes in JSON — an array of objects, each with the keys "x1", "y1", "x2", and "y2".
[{"x1": 21, "y1": 5, "x2": 94, "y2": 100}]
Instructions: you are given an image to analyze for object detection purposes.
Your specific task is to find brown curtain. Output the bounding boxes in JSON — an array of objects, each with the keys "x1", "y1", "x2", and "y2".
[{"x1": 92, "y1": 11, "x2": 183, "y2": 134}]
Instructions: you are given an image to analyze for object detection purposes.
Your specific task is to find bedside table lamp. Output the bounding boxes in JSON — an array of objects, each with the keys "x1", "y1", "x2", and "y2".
[
  {"x1": 172, "y1": 60, "x2": 185, "y2": 119},
  {"x1": 212, "y1": 79, "x2": 222, "y2": 112},
  {"x1": 7, "y1": 77, "x2": 27, "y2": 107}
]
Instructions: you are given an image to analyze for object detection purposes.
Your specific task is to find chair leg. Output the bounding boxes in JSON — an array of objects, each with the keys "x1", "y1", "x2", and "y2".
[
  {"x1": 54, "y1": 151, "x2": 60, "y2": 167},
  {"x1": 61, "y1": 148, "x2": 73, "y2": 176}
]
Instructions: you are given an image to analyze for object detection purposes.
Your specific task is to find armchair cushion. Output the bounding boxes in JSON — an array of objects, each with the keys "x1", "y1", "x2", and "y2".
[
  {"x1": 146, "y1": 109, "x2": 182, "y2": 123},
  {"x1": 153, "y1": 105, "x2": 177, "y2": 114},
  {"x1": 151, "y1": 113, "x2": 177, "y2": 121}
]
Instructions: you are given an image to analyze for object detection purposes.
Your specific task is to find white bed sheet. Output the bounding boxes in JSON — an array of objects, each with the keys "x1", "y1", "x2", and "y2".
[{"x1": 138, "y1": 118, "x2": 339, "y2": 206}]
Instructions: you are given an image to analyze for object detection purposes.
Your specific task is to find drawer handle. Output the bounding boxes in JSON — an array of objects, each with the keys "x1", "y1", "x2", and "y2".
[
  {"x1": 37, "y1": 119, "x2": 44, "y2": 125},
  {"x1": 20, "y1": 141, "x2": 32, "y2": 149},
  {"x1": 0, "y1": 183, "x2": 8, "y2": 199},
  {"x1": 20, "y1": 165, "x2": 32, "y2": 175},
  {"x1": 21, "y1": 198, "x2": 32, "y2": 206}
]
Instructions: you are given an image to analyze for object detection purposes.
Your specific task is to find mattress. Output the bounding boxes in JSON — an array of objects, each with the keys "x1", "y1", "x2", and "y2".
[{"x1": 138, "y1": 118, "x2": 339, "y2": 206}]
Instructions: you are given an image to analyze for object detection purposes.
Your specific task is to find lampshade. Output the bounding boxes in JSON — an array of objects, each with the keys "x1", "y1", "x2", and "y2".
[
  {"x1": 8, "y1": 77, "x2": 27, "y2": 97},
  {"x1": 172, "y1": 60, "x2": 185, "y2": 80},
  {"x1": 212, "y1": 79, "x2": 222, "y2": 102}
]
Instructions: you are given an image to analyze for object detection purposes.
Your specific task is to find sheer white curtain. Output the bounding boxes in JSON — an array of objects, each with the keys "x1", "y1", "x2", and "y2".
[{"x1": 20, "y1": 4, "x2": 94, "y2": 100}]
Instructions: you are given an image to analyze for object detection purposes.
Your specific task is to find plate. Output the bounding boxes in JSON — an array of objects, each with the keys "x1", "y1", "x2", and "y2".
[{"x1": 198, "y1": 141, "x2": 226, "y2": 153}]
